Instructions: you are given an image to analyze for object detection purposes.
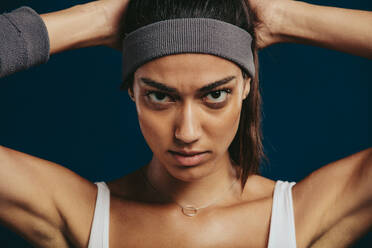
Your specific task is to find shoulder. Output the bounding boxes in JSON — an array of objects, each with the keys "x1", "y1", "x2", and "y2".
[
  {"x1": 46, "y1": 165, "x2": 98, "y2": 247},
  {"x1": 0, "y1": 145, "x2": 98, "y2": 247},
  {"x1": 240, "y1": 175, "x2": 277, "y2": 202},
  {"x1": 292, "y1": 148, "x2": 372, "y2": 247}
]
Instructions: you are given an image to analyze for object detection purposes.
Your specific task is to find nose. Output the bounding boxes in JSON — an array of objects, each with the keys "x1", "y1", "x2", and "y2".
[{"x1": 174, "y1": 102, "x2": 201, "y2": 145}]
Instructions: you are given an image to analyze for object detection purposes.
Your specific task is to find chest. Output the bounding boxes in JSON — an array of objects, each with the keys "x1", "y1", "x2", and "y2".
[{"x1": 107, "y1": 197, "x2": 273, "y2": 248}]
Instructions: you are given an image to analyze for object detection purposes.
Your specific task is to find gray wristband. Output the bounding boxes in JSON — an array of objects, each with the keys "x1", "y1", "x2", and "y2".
[{"x1": 0, "y1": 6, "x2": 50, "y2": 77}]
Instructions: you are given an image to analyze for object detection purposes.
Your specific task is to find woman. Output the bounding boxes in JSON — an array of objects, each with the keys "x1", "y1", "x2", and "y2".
[{"x1": 0, "y1": 0, "x2": 371, "y2": 247}]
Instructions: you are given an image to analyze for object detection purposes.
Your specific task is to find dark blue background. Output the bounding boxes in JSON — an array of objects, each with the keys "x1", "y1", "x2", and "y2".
[{"x1": 1, "y1": 0, "x2": 371, "y2": 247}]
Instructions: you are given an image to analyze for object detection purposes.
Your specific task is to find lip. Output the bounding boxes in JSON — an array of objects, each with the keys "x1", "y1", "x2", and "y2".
[
  {"x1": 169, "y1": 151, "x2": 208, "y2": 166},
  {"x1": 171, "y1": 150, "x2": 207, "y2": 156}
]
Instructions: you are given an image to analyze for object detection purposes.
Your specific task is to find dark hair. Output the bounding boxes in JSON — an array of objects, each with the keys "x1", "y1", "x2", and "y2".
[{"x1": 120, "y1": 0, "x2": 266, "y2": 192}]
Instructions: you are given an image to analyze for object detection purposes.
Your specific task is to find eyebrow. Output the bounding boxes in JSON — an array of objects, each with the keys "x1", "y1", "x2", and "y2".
[{"x1": 139, "y1": 75, "x2": 236, "y2": 94}]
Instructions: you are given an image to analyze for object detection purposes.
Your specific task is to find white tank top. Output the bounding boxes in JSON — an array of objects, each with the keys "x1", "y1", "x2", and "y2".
[{"x1": 88, "y1": 180, "x2": 297, "y2": 248}]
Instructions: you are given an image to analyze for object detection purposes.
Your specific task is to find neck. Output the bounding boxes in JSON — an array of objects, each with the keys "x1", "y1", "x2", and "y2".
[{"x1": 143, "y1": 152, "x2": 241, "y2": 209}]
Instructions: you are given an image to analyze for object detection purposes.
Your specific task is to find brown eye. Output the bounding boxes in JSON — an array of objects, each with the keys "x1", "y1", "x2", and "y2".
[
  {"x1": 145, "y1": 91, "x2": 172, "y2": 103},
  {"x1": 204, "y1": 88, "x2": 232, "y2": 103},
  {"x1": 144, "y1": 88, "x2": 232, "y2": 107}
]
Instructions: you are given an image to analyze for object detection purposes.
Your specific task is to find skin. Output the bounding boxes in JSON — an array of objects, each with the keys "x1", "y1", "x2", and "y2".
[
  {"x1": 250, "y1": 0, "x2": 372, "y2": 57},
  {"x1": 39, "y1": 0, "x2": 372, "y2": 58},
  {"x1": 127, "y1": 53, "x2": 250, "y2": 206},
  {"x1": 40, "y1": 0, "x2": 130, "y2": 53},
  {"x1": 0, "y1": 0, "x2": 371, "y2": 247}
]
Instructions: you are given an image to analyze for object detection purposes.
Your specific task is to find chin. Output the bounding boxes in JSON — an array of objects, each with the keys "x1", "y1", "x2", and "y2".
[{"x1": 167, "y1": 161, "x2": 213, "y2": 182}]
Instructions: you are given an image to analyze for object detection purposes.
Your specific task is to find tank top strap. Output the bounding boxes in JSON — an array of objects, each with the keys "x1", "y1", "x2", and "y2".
[
  {"x1": 267, "y1": 180, "x2": 297, "y2": 248},
  {"x1": 88, "y1": 182, "x2": 110, "y2": 248}
]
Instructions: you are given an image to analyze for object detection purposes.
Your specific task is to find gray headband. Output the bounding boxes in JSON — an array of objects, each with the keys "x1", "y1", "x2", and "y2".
[{"x1": 122, "y1": 18, "x2": 255, "y2": 83}]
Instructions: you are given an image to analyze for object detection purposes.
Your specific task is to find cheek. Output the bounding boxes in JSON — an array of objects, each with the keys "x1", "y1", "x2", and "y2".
[
  {"x1": 136, "y1": 104, "x2": 170, "y2": 152},
  {"x1": 205, "y1": 99, "x2": 242, "y2": 150}
]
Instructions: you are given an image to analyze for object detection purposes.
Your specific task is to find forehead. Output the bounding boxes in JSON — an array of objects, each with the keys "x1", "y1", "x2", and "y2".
[{"x1": 134, "y1": 53, "x2": 242, "y2": 86}]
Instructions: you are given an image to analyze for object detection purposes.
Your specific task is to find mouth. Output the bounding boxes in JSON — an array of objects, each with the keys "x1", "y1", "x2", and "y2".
[{"x1": 169, "y1": 151, "x2": 209, "y2": 166}]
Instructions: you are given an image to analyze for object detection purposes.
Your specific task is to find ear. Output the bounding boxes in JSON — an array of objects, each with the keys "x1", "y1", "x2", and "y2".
[
  {"x1": 243, "y1": 77, "x2": 251, "y2": 100},
  {"x1": 128, "y1": 88, "x2": 135, "y2": 102}
]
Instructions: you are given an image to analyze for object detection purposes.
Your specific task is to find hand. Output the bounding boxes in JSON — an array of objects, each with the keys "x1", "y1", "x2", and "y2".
[
  {"x1": 248, "y1": 0, "x2": 289, "y2": 49},
  {"x1": 100, "y1": 0, "x2": 283, "y2": 50},
  {"x1": 97, "y1": 0, "x2": 130, "y2": 50},
  {"x1": 100, "y1": 0, "x2": 280, "y2": 50},
  {"x1": 40, "y1": 0, "x2": 130, "y2": 54},
  {"x1": 248, "y1": 0, "x2": 372, "y2": 58}
]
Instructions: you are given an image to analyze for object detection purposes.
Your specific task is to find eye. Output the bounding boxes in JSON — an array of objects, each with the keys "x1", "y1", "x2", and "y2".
[
  {"x1": 144, "y1": 91, "x2": 174, "y2": 104},
  {"x1": 204, "y1": 88, "x2": 232, "y2": 103},
  {"x1": 143, "y1": 88, "x2": 232, "y2": 105}
]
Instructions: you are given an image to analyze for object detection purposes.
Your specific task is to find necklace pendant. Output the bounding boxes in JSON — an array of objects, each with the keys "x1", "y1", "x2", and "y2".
[{"x1": 182, "y1": 205, "x2": 198, "y2": 217}]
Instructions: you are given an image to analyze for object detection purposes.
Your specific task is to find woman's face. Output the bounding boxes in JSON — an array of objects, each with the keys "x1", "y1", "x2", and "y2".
[{"x1": 130, "y1": 53, "x2": 251, "y2": 181}]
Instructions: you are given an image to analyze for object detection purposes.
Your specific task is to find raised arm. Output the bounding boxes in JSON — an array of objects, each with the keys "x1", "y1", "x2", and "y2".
[
  {"x1": 0, "y1": 1, "x2": 129, "y2": 246},
  {"x1": 0, "y1": 0, "x2": 129, "y2": 78},
  {"x1": 41, "y1": 0, "x2": 129, "y2": 54},
  {"x1": 0, "y1": 145, "x2": 97, "y2": 247},
  {"x1": 292, "y1": 147, "x2": 372, "y2": 247},
  {"x1": 0, "y1": 7, "x2": 49, "y2": 78},
  {"x1": 251, "y1": 0, "x2": 372, "y2": 59}
]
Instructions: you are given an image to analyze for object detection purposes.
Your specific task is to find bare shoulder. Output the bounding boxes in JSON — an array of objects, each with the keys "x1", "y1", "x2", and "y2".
[
  {"x1": 50, "y1": 165, "x2": 98, "y2": 248},
  {"x1": 243, "y1": 174, "x2": 276, "y2": 197},
  {"x1": 292, "y1": 148, "x2": 372, "y2": 248},
  {"x1": 0, "y1": 146, "x2": 98, "y2": 248}
]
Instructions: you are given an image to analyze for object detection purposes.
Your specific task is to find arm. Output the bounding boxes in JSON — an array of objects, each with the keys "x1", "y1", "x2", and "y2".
[
  {"x1": 0, "y1": 0, "x2": 129, "y2": 78},
  {"x1": 252, "y1": 0, "x2": 372, "y2": 59},
  {"x1": 0, "y1": 145, "x2": 97, "y2": 247},
  {"x1": 0, "y1": 7, "x2": 49, "y2": 78},
  {"x1": 41, "y1": 0, "x2": 129, "y2": 54},
  {"x1": 292, "y1": 148, "x2": 372, "y2": 247}
]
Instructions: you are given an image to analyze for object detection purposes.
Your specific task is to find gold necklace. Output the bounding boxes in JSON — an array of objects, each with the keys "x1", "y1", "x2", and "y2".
[{"x1": 140, "y1": 167, "x2": 239, "y2": 217}]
